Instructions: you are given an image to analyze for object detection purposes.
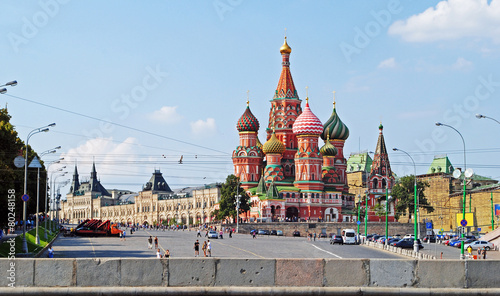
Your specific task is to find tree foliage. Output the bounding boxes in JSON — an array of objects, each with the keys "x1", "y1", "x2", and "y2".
[
  {"x1": 216, "y1": 175, "x2": 250, "y2": 221},
  {"x1": 391, "y1": 175, "x2": 433, "y2": 221},
  {"x1": 0, "y1": 108, "x2": 47, "y2": 227}
]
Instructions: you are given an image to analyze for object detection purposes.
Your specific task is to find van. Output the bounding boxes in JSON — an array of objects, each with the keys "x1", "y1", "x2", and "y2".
[{"x1": 342, "y1": 229, "x2": 357, "y2": 244}]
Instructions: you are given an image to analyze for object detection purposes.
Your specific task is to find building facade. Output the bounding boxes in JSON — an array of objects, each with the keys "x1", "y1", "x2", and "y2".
[{"x1": 59, "y1": 165, "x2": 220, "y2": 225}]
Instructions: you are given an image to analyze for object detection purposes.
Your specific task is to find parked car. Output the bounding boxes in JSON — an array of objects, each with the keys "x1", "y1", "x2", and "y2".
[
  {"x1": 449, "y1": 239, "x2": 466, "y2": 247},
  {"x1": 270, "y1": 230, "x2": 277, "y2": 235},
  {"x1": 388, "y1": 238, "x2": 401, "y2": 246},
  {"x1": 276, "y1": 230, "x2": 283, "y2": 236},
  {"x1": 258, "y1": 229, "x2": 270, "y2": 235},
  {"x1": 319, "y1": 233, "x2": 328, "y2": 238},
  {"x1": 395, "y1": 238, "x2": 424, "y2": 249},
  {"x1": 330, "y1": 235, "x2": 343, "y2": 245},
  {"x1": 208, "y1": 230, "x2": 218, "y2": 239},
  {"x1": 422, "y1": 235, "x2": 437, "y2": 243},
  {"x1": 292, "y1": 230, "x2": 300, "y2": 237},
  {"x1": 464, "y1": 240, "x2": 493, "y2": 250},
  {"x1": 370, "y1": 235, "x2": 383, "y2": 242},
  {"x1": 454, "y1": 239, "x2": 476, "y2": 248}
]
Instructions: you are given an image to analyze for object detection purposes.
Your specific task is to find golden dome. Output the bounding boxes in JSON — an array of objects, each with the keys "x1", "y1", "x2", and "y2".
[
  {"x1": 263, "y1": 132, "x2": 285, "y2": 154},
  {"x1": 280, "y1": 37, "x2": 292, "y2": 54}
]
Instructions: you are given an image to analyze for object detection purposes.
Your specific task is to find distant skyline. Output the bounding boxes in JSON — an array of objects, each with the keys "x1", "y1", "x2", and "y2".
[{"x1": 2, "y1": 0, "x2": 500, "y2": 195}]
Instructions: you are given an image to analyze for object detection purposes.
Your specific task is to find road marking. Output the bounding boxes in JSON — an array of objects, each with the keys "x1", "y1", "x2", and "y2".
[
  {"x1": 88, "y1": 237, "x2": 97, "y2": 258},
  {"x1": 215, "y1": 241, "x2": 266, "y2": 259},
  {"x1": 309, "y1": 244, "x2": 342, "y2": 258}
]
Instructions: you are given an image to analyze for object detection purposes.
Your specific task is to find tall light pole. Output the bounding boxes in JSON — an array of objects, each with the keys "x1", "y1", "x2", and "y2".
[
  {"x1": 364, "y1": 190, "x2": 369, "y2": 237},
  {"x1": 45, "y1": 163, "x2": 64, "y2": 239},
  {"x1": 22, "y1": 123, "x2": 55, "y2": 253},
  {"x1": 235, "y1": 185, "x2": 241, "y2": 233},
  {"x1": 476, "y1": 114, "x2": 499, "y2": 232},
  {"x1": 393, "y1": 147, "x2": 419, "y2": 253},
  {"x1": 0, "y1": 80, "x2": 17, "y2": 94},
  {"x1": 33, "y1": 147, "x2": 59, "y2": 244},
  {"x1": 436, "y1": 122, "x2": 467, "y2": 259},
  {"x1": 356, "y1": 195, "x2": 362, "y2": 235},
  {"x1": 52, "y1": 172, "x2": 67, "y2": 232}
]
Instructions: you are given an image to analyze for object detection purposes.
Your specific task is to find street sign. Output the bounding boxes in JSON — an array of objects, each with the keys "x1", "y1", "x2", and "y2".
[
  {"x1": 28, "y1": 156, "x2": 42, "y2": 168},
  {"x1": 14, "y1": 156, "x2": 24, "y2": 168},
  {"x1": 460, "y1": 219, "x2": 467, "y2": 227},
  {"x1": 478, "y1": 228, "x2": 481, "y2": 232},
  {"x1": 426, "y1": 222, "x2": 432, "y2": 229},
  {"x1": 21, "y1": 194, "x2": 29, "y2": 202},
  {"x1": 357, "y1": 221, "x2": 361, "y2": 225}
]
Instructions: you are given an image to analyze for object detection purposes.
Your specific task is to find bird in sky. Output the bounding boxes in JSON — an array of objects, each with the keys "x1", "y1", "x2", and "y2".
[{"x1": 179, "y1": 155, "x2": 183, "y2": 164}]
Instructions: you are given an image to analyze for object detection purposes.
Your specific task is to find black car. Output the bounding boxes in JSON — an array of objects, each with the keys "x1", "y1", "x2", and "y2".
[
  {"x1": 319, "y1": 233, "x2": 328, "y2": 238},
  {"x1": 395, "y1": 238, "x2": 424, "y2": 249},
  {"x1": 292, "y1": 230, "x2": 300, "y2": 237},
  {"x1": 270, "y1": 230, "x2": 277, "y2": 235},
  {"x1": 258, "y1": 229, "x2": 270, "y2": 235},
  {"x1": 422, "y1": 235, "x2": 436, "y2": 243},
  {"x1": 330, "y1": 235, "x2": 343, "y2": 245}
]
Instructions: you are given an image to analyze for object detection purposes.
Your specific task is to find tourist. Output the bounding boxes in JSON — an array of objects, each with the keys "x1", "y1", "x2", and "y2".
[
  {"x1": 207, "y1": 240, "x2": 212, "y2": 257},
  {"x1": 156, "y1": 248, "x2": 162, "y2": 258},
  {"x1": 197, "y1": 229, "x2": 201, "y2": 237},
  {"x1": 122, "y1": 230, "x2": 126, "y2": 241},
  {"x1": 467, "y1": 245, "x2": 472, "y2": 257},
  {"x1": 202, "y1": 241, "x2": 207, "y2": 257},
  {"x1": 148, "y1": 236, "x2": 153, "y2": 249},
  {"x1": 48, "y1": 245, "x2": 54, "y2": 258},
  {"x1": 482, "y1": 247, "x2": 487, "y2": 259},
  {"x1": 164, "y1": 249, "x2": 170, "y2": 258},
  {"x1": 154, "y1": 236, "x2": 159, "y2": 249},
  {"x1": 194, "y1": 239, "x2": 200, "y2": 257}
]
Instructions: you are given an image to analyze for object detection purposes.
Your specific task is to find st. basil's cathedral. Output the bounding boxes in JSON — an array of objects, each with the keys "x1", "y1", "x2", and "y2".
[{"x1": 232, "y1": 37, "x2": 395, "y2": 223}]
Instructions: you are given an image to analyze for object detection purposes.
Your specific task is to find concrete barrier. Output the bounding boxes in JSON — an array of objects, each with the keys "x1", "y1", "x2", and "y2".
[{"x1": 2, "y1": 258, "x2": 500, "y2": 289}]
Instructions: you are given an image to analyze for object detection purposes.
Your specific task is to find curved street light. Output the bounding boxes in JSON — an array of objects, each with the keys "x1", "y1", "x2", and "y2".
[
  {"x1": 393, "y1": 147, "x2": 419, "y2": 253},
  {"x1": 476, "y1": 114, "x2": 500, "y2": 125},
  {"x1": 52, "y1": 172, "x2": 67, "y2": 232},
  {"x1": 0, "y1": 80, "x2": 17, "y2": 94},
  {"x1": 45, "y1": 162, "x2": 64, "y2": 239},
  {"x1": 435, "y1": 122, "x2": 467, "y2": 259},
  {"x1": 22, "y1": 123, "x2": 55, "y2": 253}
]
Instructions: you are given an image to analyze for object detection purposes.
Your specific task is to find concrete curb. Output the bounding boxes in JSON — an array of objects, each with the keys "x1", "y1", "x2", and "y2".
[
  {"x1": 363, "y1": 241, "x2": 436, "y2": 260},
  {"x1": 1, "y1": 286, "x2": 499, "y2": 295}
]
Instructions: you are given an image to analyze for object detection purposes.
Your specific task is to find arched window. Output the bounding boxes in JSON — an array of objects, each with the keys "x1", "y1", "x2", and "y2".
[
  {"x1": 382, "y1": 178, "x2": 387, "y2": 189},
  {"x1": 373, "y1": 178, "x2": 378, "y2": 189}
]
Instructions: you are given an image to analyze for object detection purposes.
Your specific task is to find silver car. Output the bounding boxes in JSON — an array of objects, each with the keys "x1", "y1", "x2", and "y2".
[{"x1": 464, "y1": 240, "x2": 493, "y2": 250}]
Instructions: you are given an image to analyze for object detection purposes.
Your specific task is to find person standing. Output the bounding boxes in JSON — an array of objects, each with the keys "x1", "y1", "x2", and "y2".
[
  {"x1": 156, "y1": 248, "x2": 162, "y2": 258},
  {"x1": 482, "y1": 247, "x2": 487, "y2": 259},
  {"x1": 477, "y1": 247, "x2": 481, "y2": 259},
  {"x1": 48, "y1": 245, "x2": 54, "y2": 258},
  {"x1": 207, "y1": 240, "x2": 212, "y2": 257},
  {"x1": 313, "y1": 233, "x2": 317, "y2": 241},
  {"x1": 197, "y1": 229, "x2": 201, "y2": 237},
  {"x1": 467, "y1": 245, "x2": 472, "y2": 257},
  {"x1": 202, "y1": 241, "x2": 207, "y2": 257},
  {"x1": 154, "y1": 236, "x2": 159, "y2": 249},
  {"x1": 122, "y1": 230, "x2": 126, "y2": 241},
  {"x1": 164, "y1": 249, "x2": 170, "y2": 258},
  {"x1": 148, "y1": 236, "x2": 153, "y2": 249},
  {"x1": 194, "y1": 240, "x2": 200, "y2": 257}
]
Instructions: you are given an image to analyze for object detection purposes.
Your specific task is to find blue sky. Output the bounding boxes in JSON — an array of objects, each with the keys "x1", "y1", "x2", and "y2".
[{"x1": 2, "y1": 0, "x2": 500, "y2": 194}]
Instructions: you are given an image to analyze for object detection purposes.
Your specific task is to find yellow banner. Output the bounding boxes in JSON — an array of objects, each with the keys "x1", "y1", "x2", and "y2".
[{"x1": 456, "y1": 213, "x2": 475, "y2": 227}]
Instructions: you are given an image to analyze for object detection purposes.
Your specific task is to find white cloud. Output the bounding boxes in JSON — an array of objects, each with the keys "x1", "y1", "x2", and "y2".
[
  {"x1": 452, "y1": 57, "x2": 473, "y2": 70},
  {"x1": 378, "y1": 57, "x2": 397, "y2": 69},
  {"x1": 150, "y1": 106, "x2": 183, "y2": 124},
  {"x1": 190, "y1": 118, "x2": 217, "y2": 136},
  {"x1": 388, "y1": 0, "x2": 500, "y2": 43}
]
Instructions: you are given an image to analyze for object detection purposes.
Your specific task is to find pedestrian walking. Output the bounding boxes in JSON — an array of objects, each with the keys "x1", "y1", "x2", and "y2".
[
  {"x1": 119, "y1": 231, "x2": 123, "y2": 241},
  {"x1": 197, "y1": 229, "x2": 201, "y2": 237},
  {"x1": 313, "y1": 233, "x2": 317, "y2": 241},
  {"x1": 207, "y1": 240, "x2": 212, "y2": 257},
  {"x1": 477, "y1": 247, "x2": 481, "y2": 259},
  {"x1": 202, "y1": 241, "x2": 207, "y2": 257},
  {"x1": 194, "y1": 239, "x2": 200, "y2": 257},
  {"x1": 252, "y1": 230, "x2": 256, "y2": 239},
  {"x1": 467, "y1": 245, "x2": 472, "y2": 257},
  {"x1": 229, "y1": 229, "x2": 232, "y2": 238},
  {"x1": 164, "y1": 249, "x2": 170, "y2": 258},
  {"x1": 482, "y1": 247, "x2": 487, "y2": 259},
  {"x1": 122, "y1": 230, "x2": 126, "y2": 241},
  {"x1": 154, "y1": 236, "x2": 159, "y2": 249},
  {"x1": 48, "y1": 245, "x2": 54, "y2": 258},
  {"x1": 156, "y1": 248, "x2": 162, "y2": 258},
  {"x1": 148, "y1": 236, "x2": 153, "y2": 249},
  {"x1": 205, "y1": 230, "x2": 208, "y2": 237}
]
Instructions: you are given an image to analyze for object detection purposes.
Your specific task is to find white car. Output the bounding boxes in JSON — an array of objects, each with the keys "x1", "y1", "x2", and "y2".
[
  {"x1": 464, "y1": 240, "x2": 493, "y2": 250},
  {"x1": 207, "y1": 230, "x2": 218, "y2": 239}
]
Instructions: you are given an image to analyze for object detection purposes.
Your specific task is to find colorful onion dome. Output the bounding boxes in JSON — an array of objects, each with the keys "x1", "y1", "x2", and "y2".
[
  {"x1": 292, "y1": 100, "x2": 323, "y2": 135},
  {"x1": 280, "y1": 37, "x2": 292, "y2": 54},
  {"x1": 236, "y1": 103, "x2": 260, "y2": 132},
  {"x1": 320, "y1": 135, "x2": 337, "y2": 156},
  {"x1": 262, "y1": 132, "x2": 285, "y2": 154},
  {"x1": 321, "y1": 107, "x2": 349, "y2": 141}
]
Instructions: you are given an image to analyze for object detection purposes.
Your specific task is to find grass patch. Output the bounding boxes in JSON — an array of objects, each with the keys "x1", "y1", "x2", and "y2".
[{"x1": 0, "y1": 222, "x2": 59, "y2": 257}]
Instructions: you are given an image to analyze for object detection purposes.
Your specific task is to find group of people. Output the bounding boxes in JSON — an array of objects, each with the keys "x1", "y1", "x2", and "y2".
[
  {"x1": 148, "y1": 235, "x2": 170, "y2": 258},
  {"x1": 467, "y1": 245, "x2": 488, "y2": 259},
  {"x1": 194, "y1": 239, "x2": 212, "y2": 257}
]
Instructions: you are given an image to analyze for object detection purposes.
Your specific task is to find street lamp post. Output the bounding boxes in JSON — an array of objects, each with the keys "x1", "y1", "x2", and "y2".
[
  {"x1": 357, "y1": 195, "x2": 362, "y2": 235},
  {"x1": 364, "y1": 190, "x2": 369, "y2": 238},
  {"x1": 385, "y1": 193, "x2": 392, "y2": 246},
  {"x1": 52, "y1": 172, "x2": 67, "y2": 232},
  {"x1": 45, "y1": 164, "x2": 64, "y2": 239},
  {"x1": 22, "y1": 123, "x2": 55, "y2": 253},
  {"x1": 476, "y1": 114, "x2": 500, "y2": 125},
  {"x1": 0, "y1": 80, "x2": 17, "y2": 94},
  {"x1": 436, "y1": 122, "x2": 467, "y2": 259},
  {"x1": 393, "y1": 147, "x2": 419, "y2": 253}
]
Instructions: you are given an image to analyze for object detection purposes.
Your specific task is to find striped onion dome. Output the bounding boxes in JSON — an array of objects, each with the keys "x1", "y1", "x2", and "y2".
[
  {"x1": 236, "y1": 104, "x2": 260, "y2": 132},
  {"x1": 292, "y1": 101, "x2": 323, "y2": 135},
  {"x1": 321, "y1": 107, "x2": 349, "y2": 141},
  {"x1": 262, "y1": 132, "x2": 285, "y2": 154},
  {"x1": 320, "y1": 135, "x2": 337, "y2": 156}
]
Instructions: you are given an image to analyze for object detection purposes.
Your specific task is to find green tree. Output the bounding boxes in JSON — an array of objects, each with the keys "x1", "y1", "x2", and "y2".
[
  {"x1": 391, "y1": 175, "x2": 433, "y2": 221},
  {"x1": 216, "y1": 175, "x2": 250, "y2": 222},
  {"x1": 0, "y1": 108, "x2": 47, "y2": 227},
  {"x1": 373, "y1": 204, "x2": 386, "y2": 219}
]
